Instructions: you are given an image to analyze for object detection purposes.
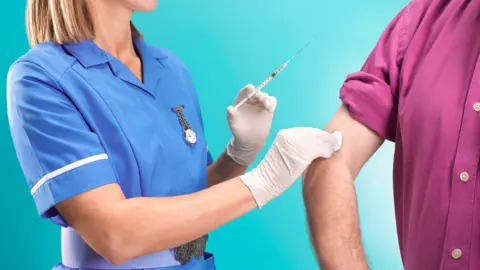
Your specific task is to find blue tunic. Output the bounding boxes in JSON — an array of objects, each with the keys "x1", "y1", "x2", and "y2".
[{"x1": 7, "y1": 34, "x2": 215, "y2": 270}]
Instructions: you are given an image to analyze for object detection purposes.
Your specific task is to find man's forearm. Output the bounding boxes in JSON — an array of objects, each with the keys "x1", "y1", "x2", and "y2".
[
  {"x1": 207, "y1": 151, "x2": 248, "y2": 186},
  {"x1": 303, "y1": 158, "x2": 368, "y2": 270}
]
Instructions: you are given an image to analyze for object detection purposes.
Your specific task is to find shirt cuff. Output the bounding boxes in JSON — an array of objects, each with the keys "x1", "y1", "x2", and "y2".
[
  {"x1": 340, "y1": 72, "x2": 398, "y2": 142},
  {"x1": 32, "y1": 157, "x2": 117, "y2": 217}
]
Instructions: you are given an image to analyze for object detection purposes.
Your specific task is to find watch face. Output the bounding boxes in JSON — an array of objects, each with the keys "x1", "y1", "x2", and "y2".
[{"x1": 185, "y1": 129, "x2": 197, "y2": 144}]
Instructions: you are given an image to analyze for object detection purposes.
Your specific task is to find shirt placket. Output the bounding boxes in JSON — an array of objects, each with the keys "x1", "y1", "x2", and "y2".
[{"x1": 440, "y1": 61, "x2": 480, "y2": 270}]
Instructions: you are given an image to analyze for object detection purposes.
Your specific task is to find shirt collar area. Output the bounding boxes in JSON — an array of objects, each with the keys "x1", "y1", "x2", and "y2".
[
  {"x1": 61, "y1": 33, "x2": 170, "y2": 69},
  {"x1": 131, "y1": 33, "x2": 168, "y2": 96},
  {"x1": 62, "y1": 40, "x2": 109, "y2": 68},
  {"x1": 63, "y1": 33, "x2": 170, "y2": 98},
  {"x1": 132, "y1": 32, "x2": 169, "y2": 66}
]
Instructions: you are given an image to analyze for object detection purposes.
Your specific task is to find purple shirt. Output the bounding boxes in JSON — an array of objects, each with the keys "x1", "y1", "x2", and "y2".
[{"x1": 340, "y1": 0, "x2": 480, "y2": 269}]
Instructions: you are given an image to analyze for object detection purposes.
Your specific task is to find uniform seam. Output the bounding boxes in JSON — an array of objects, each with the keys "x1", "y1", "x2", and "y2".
[
  {"x1": 14, "y1": 60, "x2": 74, "y2": 90},
  {"x1": 59, "y1": 61, "x2": 77, "y2": 83},
  {"x1": 61, "y1": 67, "x2": 139, "y2": 182},
  {"x1": 13, "y1": 106, "x2": 48, "y2": 186},
  {"x1": 11, "y1": 60, "x2": 104, "y2": 193}
]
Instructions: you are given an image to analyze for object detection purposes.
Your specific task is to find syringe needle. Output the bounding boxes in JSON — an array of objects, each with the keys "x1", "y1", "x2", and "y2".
[
  {"x1": 233, "y1": 38, "x2": 314, "y2": 110},
  {"x1": 289, "y1": 38, "x2": 314, "y2": 63}
]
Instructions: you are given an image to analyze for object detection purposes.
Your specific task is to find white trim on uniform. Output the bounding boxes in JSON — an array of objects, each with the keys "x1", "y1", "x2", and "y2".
[{"x1": 30, "y1": 154, "x2": 109, "y2": 195}]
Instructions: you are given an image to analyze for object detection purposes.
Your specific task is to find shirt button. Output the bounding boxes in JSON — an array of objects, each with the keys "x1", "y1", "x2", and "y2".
[
  {"x1": 452, "y1": 248, "x2": 463, "y2": 260},
  {"x1": 474, "y1": 102, "x2": 480, "y2": 112},
  {"x1": 460, "y1": 172, "x2": 470, "y2": 182}
]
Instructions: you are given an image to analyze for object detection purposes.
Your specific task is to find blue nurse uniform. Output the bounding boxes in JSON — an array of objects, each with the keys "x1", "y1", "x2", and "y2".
[{"x1": 7, "y1": 34, "x2": 215, "y2": 270}]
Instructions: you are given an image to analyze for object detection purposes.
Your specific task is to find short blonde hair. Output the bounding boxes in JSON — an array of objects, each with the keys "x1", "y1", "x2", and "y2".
[{"x1": 26, "y1": 0, "x2": 141, "y2": 46}]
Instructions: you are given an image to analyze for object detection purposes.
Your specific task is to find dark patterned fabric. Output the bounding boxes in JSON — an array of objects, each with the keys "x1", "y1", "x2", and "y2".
[{"x1": 173, "y1": 234, "x2": 209, "y2": 265}]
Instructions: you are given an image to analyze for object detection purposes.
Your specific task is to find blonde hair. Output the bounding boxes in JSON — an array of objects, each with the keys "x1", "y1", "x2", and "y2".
[{"x1": 26, "y1": 0, "x2": 141, "y2": 46}]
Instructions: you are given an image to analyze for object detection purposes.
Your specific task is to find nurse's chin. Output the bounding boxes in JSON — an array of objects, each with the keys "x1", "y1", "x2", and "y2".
[{"x1": 123, "y1": 0, "x2": 158, "y2": 12}]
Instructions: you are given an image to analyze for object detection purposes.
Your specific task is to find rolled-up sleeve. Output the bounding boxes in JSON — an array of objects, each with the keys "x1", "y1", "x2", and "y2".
[
  {"x1": 340, "y1": 2, "x2": 415, "y2": 142},
  {"x1": 7, "y1": 61, "x2": 117, "y2": 222}
]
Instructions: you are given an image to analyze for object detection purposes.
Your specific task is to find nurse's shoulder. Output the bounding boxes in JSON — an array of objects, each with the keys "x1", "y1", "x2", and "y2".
[
  {"x1": 7, "y1": 42, "x2": 78, "y2": 110},
  {"x1": 6, "y1": 42, "x2": 77, "y2": 146},
  {"x1": 8, "y1": 42, "x2": 76, "y2": 86}
]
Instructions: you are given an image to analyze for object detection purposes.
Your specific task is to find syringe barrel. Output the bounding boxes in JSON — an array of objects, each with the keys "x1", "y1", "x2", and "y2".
[
  {"x1": 271, "y1": 63, "x2": 288, "y2": 78},
  {"x1": 257, "y1": 76, "x2": 273, "y2": 90}
]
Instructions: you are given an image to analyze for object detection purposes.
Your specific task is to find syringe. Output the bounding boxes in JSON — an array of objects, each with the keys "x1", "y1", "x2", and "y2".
[{"x1": 234, "y1": 38, "x2": 314, "y2": 109}]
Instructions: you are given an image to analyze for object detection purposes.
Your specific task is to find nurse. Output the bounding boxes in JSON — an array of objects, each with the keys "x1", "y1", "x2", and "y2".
[{"x1": 7, "y1": 0, "x2": 342, "y2": 269}]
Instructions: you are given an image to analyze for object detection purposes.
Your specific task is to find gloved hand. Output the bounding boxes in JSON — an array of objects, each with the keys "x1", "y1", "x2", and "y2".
[
  {"x1": 240, "y1": 127, "x2": 343, "y2": 208},
  {"x1": 226, "y1": 84, "x2": 277, "y2": 166}
]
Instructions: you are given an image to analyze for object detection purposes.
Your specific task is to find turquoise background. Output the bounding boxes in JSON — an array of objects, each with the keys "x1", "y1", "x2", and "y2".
[{"x1": 0, "y1": 1, "x2": 408, "y2": 269}]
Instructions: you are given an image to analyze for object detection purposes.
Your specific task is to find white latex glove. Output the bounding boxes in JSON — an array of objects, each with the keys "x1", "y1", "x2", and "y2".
[
  {"x1": 240, "y1": 127, "x2": 343, "y2": 208},
  {"x1": 226, "y1": 84, "x2": 277, "y2": 166}
]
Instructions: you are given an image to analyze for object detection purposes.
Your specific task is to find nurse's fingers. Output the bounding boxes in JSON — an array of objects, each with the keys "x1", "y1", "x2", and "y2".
[
  {"x1": 251, "y1": 91, "x2": 268, "y2": 103},
  {"x1": 242, "y1": 84, "x2": 256, "y2": 97},
  {"x1": 314, "y1": 142, "x2": 336, "y2": 159},
  {"x1": 264, "y1": 96, "x2": 277, "y2": 113},
  {"x1": 295, "y1": 127, "x2": 342, "y2": 150},
  {"x1": 312, "y1": 130, "x2": 342, "y2": 151},
  {"x1": 240, "y1": 84, "x2": 262, "y2": 106},
  {"x1": 251, "y1": 91, "x2": 277, "y2": 112},
  {"x1": 240, "y1": 84, "x2": 277, "y2": 112},
  {"x1": 331, "y1": 131, "x2": 343, "y2": 151},
  {"x1": 227, "y1": 106, "x2": 240, "y2": 124}
]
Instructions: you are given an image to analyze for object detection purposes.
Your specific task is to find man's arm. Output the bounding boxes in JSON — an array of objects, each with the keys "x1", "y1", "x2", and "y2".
[{"x1": 303, "y1": 105, "x2": 384, "y2": 270}]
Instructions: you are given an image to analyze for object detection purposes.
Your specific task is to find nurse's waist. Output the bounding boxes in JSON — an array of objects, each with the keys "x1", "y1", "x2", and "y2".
[{"x1": 61, "y1": 227, "x2": 181, "y2": 269}]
